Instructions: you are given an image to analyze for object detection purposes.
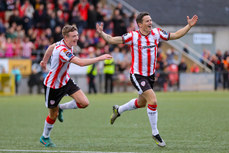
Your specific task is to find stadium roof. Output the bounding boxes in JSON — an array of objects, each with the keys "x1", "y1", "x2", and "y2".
[{"x1": 123, "y1": 0, "x2": 229, "y2": 26}]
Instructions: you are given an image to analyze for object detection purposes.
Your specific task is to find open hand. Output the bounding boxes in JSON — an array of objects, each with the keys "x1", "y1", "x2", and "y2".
[
  {"x1": 187, "y1": 15, "x2": 198, "y2": 27},
  {"x1": 96, "y1": 22, "x2": 104, "y2": 35},
  {"x1": 99, "y1": 54, "x2": 112, "y2": 61},
  {"x1": 40, "y1": 60, "x2": 47, "y2": 71}
]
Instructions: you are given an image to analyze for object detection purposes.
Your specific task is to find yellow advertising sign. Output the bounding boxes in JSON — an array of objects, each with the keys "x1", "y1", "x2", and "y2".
[
  {"x1": 8, "y1": 59, "x2": 32, "y2": 76},
  {"x1": 0, "y1": 73, "x2": 15, "y2": 96}
]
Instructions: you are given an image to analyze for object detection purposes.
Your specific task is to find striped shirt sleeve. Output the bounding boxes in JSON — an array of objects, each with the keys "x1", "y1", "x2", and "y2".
[
  {"x1": 59, "y1": 48, "x2": 74, "y2": 62},
  {"x1": 122, "y1": 32, "x2": 133, "y2": 45},
  {"x1": 157, "y1": 28, "x2": 170, "y2": 41}
]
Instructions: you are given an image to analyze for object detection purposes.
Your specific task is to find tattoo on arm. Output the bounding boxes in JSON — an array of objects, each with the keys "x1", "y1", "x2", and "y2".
[{"x1": 106, "y1": 35, "x2": 111, "y2": 41}]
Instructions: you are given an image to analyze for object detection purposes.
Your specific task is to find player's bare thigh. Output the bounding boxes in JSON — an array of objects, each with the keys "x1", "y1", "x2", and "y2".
[
  {"x1": 140, "y1": 89, "x2": 157, "y2": 105},
  {"x1": 70, "y1": 89, "x2": 89, "y2": 108}
]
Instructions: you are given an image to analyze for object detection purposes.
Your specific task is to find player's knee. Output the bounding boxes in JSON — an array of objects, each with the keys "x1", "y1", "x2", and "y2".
[
  {"x1": 149, "y1": 100, "x2": 157, "y2": 106},
  {"x1": 77, "y1": 100, "x2": 89, "y2": 108},
  {"x1": 82, "y1": 102, "x2": 89, "y2": 108}
]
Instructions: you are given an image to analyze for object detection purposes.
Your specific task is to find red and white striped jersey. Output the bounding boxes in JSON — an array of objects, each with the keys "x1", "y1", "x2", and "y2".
[
  {"x1": 122, "y1": 28, "x2": 170, "y2": 76},
  {"x1": 44, "y1": 39, "x2": 75, "y2": 89}
]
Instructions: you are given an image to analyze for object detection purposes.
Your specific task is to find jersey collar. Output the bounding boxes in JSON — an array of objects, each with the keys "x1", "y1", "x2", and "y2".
[
  {"x1": 138, "y1": 29, "x2": 151, "y2": 37},
  {"x1": 63, "y1": 39, "x2": 72, "y2": 50}
]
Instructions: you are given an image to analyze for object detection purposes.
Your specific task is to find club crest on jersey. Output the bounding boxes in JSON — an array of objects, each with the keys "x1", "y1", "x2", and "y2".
[
  {"x1": 50, "y1": 100, "x2": 55, "y2": 105},
  {"x1": 62, "y1": 48, "x2": 68, "y2": 52},
  {"x1": 141, "y1": 81, "x2": 146, "y2": 87}
]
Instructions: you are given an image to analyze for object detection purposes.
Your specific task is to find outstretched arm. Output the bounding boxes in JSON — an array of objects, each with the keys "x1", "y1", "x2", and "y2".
[
  {"x1": 70, "y1": 54, "x2": 112, "y2": 67},
  {"x1": 96, "y1": 23, "x2": 123, "y2": 44},
  {"x1": 40, "y1": 43, "x2": 55, "y2": 70},
  {"x1": 169, "y1": 15, "x2": 198, "y2": 40}
]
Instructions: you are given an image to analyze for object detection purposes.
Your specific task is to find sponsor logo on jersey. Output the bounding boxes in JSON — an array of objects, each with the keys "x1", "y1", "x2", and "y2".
[
  {"x1": 66, "y1": 52, "x2": 73, "y2": 58},
  {"x1": 138, "y1": 45, "x2": 156, "y2": 50}
]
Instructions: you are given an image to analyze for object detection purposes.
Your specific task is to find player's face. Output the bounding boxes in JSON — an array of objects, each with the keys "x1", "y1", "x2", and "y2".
[
  {"x1": 66, "y1": 31, "x2": 79, "y2": 47},
  {"x1": 140, "y1": 15, "x2": 153, "y2": 33}
]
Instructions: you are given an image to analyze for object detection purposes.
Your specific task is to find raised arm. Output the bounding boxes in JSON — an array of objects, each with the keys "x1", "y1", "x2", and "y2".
[
  {"x1": 70, "y1": 54, "x2": 112, "y2": 67},
  {"x1": 169, "y1": 15, "x2": 198, "y2": 40},
  {"x1": 96, "y1": 22, "x2": 123, "y2": 45},
  {"x1": 40, "y1": 43, "x2": 55, "y2": 70}
]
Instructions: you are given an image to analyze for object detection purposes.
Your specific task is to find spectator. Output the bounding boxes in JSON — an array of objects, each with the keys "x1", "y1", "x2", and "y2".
[
  {"x1": 28, "y1": 63, "x2": 43, "y2": 94},
  {"x1": 8, "y1": 10, "x2": 22, "y2": 26},
  {"x1": 21, "y1": 0, "x2": 34, "y2": 32},
  {"x1": 178, "y1": 58, "x2": 187, "y2": 72},
  {"x1": 87, "y1": 4, "x2": 97, "y2": 29},
  {"x1": 77, "y1": 0, "x2": 90, "y2": 21},
  {"x1": 115, "y1": 2, "x2": 125, "y2": 17},
  {"x1": 166, "y1": 47, "x2": 179, "y2": 65},
  {"x1": 52, "y1": 26, "x2": 62, "y2": 42},
  {"x1": 95, "y1": 2, "x2": 104, "y2": 22},
  {"x1": 103, "y1": 46, "x2": 115, "y2": 93},
  {"x1": 211, "y1": 54, "x2": 222, "y2": 90},
  {"x1": 21, "y1": 36, "x2": 34, "y2": 59},
  {"x1": 0, "y1": 18, "x2": 6, "y2": 33},
  {"x1": 33, "y1": 4, "x2": 47, "y2": 29},
  {"x1": 190, "y1": 64, "x2": 200, "y2": 73},
  {"x1": 4, "y1": 37, "x2": 15, "y2": 58},
  {"x1": 15, "y1": 24, "x2": 25, "y2": 38},
  {"x1": 101, "y1": 4, "x2": 112, "y2": 21},
  {"x1": 47, "y1": 11, "x2": 57, "y2": 30},
  {"x1": 14, "y1": 37, "x2": 22, "y2": 57},
  {"x1": 222, "y1": 56, "x2": 229, "y2": 89},
  {"x1": 111, "y1": 46, "x2": 121, "y2": 70},
  {"x1": 112, "y1": 8, "x2": 127, "y2": 36},
  {"x1": 27, "y1": 28, "x2": 37, "y2": 42},
  {"x1": 70, "y1": 5, "x2": 85, "y2": 33},
  {"x1": 11, "y1": 66, "x2": 22, "y2": 94},
  {"x1": 6, "y1": 25, "x2": 17, "y2": 39},
  {"x1": 0, "y1": 33, "x2": 6, "y2": 57},
  {"x1": 167, "y1": 64, "x2": 178, "y2": 87},
  {"x1": 56, "y1": 10, "x2": 65, "y2": 26},
  {"x1": 87, "y1": 50, "x2": 98, "y2": 94},
  {"x1": 201, "y1": 48, "x2": 211, "y2": 68}
]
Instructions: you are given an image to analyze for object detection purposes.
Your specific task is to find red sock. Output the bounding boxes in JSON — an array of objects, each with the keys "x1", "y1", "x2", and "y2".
[
  {"x1": 46, "y1": 116, "x2": 56, "y2": 124},
  {"x1": 76, "y1": 102, "x2": 83, "y2": 108},
  {"x1": 148, "y1": 104, "x2": 157, "y2": 111},
  {"x1": 134, "y1": 99, "x2": 141, "y2": 108}
]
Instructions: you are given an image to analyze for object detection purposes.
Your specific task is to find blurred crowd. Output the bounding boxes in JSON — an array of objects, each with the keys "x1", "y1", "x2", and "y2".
[
  {"x1": 0, "y1": 0, "x2": 228, "y2": 92},
  {"x1": 0, "y1": 0, "x2": 135, "y2": 61},
  {"x1": 200, "y1": 49, "x2": 229, "y2": 90}
]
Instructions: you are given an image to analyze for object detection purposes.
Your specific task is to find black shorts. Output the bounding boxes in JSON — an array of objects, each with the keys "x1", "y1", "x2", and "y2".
[
  {"x1": 130, "y1": 73, "x2": 155, "y2": 94},
  {"x1": 44, "y1": 79, "x2": 80, "y2": 108}
]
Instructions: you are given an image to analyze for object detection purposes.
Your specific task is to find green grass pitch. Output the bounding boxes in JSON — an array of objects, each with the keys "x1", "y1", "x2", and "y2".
[{"x1": 0, "y1": 91, "x2": 229, "y2": 153}]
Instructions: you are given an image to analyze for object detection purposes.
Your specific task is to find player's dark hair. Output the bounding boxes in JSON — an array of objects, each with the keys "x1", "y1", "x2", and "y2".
[
  {"x1": 62, "y1": 25, "x2": 78, "y2": 37},
  {"x1": 136, "y1": 12, "x2": 150, "y2": 24}
]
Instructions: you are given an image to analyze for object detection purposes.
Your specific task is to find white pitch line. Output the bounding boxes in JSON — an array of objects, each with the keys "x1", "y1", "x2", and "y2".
[{"x1": 0, "y1": 149, "x2": 136, "y2": 153}]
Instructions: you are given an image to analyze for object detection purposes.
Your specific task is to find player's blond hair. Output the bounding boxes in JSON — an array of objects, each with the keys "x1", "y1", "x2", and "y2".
[{"x1": 62, "y1": 25, "x2": 78, "y2": 37}]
